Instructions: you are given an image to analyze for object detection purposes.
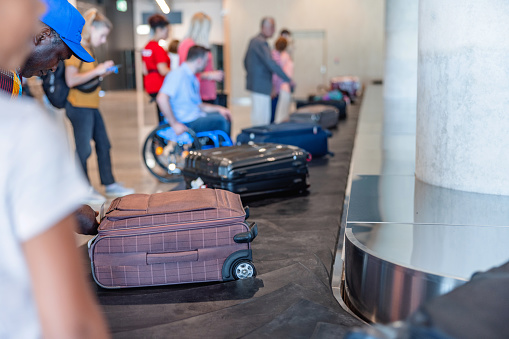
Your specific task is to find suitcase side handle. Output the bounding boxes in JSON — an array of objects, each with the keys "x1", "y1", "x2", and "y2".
[
  {"x1": 244, "y1": 206, "x2": 250, "y2": 220},
  {"x1": 146, "y1": 250, "x2": 198, "y2": 264},
  {"x1": 93, "y1": 246, "x2": 241, "y2": 267},
  {"x1": 233, "y1": 222, "x2": 258, "y2": 243}
]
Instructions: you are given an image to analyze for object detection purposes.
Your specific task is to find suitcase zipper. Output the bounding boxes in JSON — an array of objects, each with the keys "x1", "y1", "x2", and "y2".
[
  {"x1": 99, "y1": 213, "x2": 247, "y2": 233},
  {"x1": 88, "y1": 221, "x2": 252, "y2": 257},
  {"x1": 87, "y1": 234, "x2": 99, "y2": 249},
  {"x1": 97, "y1": 219, "x2": 247, "y2": 237}
]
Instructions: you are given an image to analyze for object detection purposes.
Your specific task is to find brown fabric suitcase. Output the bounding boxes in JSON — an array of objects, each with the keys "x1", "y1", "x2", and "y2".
[{"x1": 88, "y1": 189, "x2": 257, "y2": 289}]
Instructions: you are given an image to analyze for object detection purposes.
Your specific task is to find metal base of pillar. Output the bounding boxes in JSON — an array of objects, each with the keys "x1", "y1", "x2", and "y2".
[
  {"x1": 341, "y1": 175, "x2": 509, "y2": 323},
  {"x1": 343, "y1": 226, "x2": 465, "y2": 323}
]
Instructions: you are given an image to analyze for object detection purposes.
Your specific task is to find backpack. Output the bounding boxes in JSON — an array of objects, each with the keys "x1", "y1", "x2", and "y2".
[{"x1": 41, "y1": 60, "x2": 69, "y2": 109}]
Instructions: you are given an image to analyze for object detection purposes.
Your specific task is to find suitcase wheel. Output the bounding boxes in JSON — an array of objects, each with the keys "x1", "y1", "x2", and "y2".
[
  {"x1": 233, "y1": 260, "x2": 256, "y2": 280},
  {"x1": 142, "y1": 124, "x2": 201, "y2": 183}
]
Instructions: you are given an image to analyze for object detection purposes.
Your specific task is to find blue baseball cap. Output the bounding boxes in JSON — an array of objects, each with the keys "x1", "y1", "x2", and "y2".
[{"x1": 41, "y1": 0, "x2": 94, "y2": 62}]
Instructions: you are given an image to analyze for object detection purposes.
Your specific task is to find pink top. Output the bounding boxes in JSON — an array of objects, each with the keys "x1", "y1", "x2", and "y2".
[
  {"x1": 272, "y1": 50, "x2": 293, "y2": 96},
  {"x1": 178, "y1": 38, "x2": 217, "y2": 101}
]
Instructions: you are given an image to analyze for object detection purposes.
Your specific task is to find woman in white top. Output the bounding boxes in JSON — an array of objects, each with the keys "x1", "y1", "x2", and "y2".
[
  {"x1": 0, "y1": 0, "x2": 109, "y2": 338},
  {"x1": 168, "y1": 39, "x2": 180, "y2": 70},
  {"x1": 271, "y1": 36, "x2": 294, "y2": 123}
]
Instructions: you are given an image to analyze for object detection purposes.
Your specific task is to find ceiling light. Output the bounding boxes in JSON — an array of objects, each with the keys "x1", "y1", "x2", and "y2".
[
  {"x1": 137, "y1": 25, "x2": 150, "y2": 35},
  {"x1": 155, "y1": 0, "x2": 170, "y2": 14}
]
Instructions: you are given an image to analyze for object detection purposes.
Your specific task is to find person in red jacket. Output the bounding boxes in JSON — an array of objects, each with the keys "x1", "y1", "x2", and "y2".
[{"x1": 142, "y1": 14, "x2": 171, "y2": 124}]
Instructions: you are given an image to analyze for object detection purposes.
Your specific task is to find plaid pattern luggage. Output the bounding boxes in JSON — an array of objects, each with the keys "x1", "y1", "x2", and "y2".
[
  {"x1": 88, "y1": 189, "x2": 257, "y2": 289},
  {"x1": 289, "y1": 104, "x2": 340, "y2": 129}
]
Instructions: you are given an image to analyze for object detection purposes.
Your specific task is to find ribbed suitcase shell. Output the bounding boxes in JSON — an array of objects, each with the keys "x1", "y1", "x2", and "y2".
[
  {"x1": 182, "y1": 143, "x2": 309, "y2": 196},
  {"x1": 88, "y1": 189, "x2": 254, "y2": 288},
  {"x1": 290, "y1": 104, "x2": 340, "y2": 129}
]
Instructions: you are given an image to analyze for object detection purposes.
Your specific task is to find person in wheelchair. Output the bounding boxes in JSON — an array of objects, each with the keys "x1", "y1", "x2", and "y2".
[{"x1": 156, "y1": 45, "x2": 231, "y2": 136}]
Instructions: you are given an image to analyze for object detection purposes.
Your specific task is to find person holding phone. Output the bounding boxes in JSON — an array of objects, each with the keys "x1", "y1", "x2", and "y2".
[{"x1": 65, "y1": 8, "x2": 134, "y2": 204}]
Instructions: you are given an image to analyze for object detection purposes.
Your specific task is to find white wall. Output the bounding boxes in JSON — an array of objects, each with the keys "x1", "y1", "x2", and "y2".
[
  {"x1": 223, "y1": 0, "x2": 385, "y2": 100},
  {"x1": 171, "y1": 0, "x2": 224, "y2": 45},
  {"x1": 133, "y1": 0, "x2": 223, "y2": 51},
  {"x1": 132, "y1": 0, "x2": 385, "y2": 100}
]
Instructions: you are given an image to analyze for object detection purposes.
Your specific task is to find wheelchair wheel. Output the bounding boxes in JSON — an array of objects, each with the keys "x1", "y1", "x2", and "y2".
[{"x1": 142, "y1": 124, "x2": 200, "y2": 183}]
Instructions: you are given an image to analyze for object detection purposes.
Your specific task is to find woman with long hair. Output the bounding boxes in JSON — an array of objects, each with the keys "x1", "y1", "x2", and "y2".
[
  {"x1": 142, "y1": 14, "x2": 171, "y2": 123},
  {"x1": 65, "y1": 8, "x2": 134, "y2": 204},
  {"x1": 178, "y1": 12, "x2": 223, "y2": 104}
]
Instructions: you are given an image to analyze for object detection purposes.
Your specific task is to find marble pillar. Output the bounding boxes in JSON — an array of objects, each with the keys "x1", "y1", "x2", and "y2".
[
  {"x1": 384, "y1": 0, "x2": 418, "y2": 100},
  {"x1": 416, "y1": 1, "x2": 509, "y2": 195}
]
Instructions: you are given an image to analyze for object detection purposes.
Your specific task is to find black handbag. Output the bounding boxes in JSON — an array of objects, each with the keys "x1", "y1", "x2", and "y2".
[
  {"x1": 74, "y1": 60, "x2": 102, "y2": 93},
  {"x1": 75, "y1": 76, "x2": 102, "y2": 93}
]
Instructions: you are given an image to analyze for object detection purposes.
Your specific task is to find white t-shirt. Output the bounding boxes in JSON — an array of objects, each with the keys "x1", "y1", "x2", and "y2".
[
  {"x1": 0, "y1": 94, "x2": 89, "y2": 338},
  {"x1": 168, "y1": 52, "x2": 180, "y2": 71}
]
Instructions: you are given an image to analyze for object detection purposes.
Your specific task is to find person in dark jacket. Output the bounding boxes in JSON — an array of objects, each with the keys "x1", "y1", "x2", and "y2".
[{"x1": 244, "y1": 17, "x2": 292, "y2": 126}]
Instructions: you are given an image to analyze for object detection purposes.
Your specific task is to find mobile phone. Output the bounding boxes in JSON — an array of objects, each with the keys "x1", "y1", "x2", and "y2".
[{"x1": 107, "y1": 64, "x2": 122, "y2": 73}]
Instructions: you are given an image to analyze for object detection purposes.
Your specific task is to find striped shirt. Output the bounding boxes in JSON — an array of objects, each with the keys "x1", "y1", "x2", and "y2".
[{"x1": 0, "y1": 69, "x2": 22, "y2": 98}]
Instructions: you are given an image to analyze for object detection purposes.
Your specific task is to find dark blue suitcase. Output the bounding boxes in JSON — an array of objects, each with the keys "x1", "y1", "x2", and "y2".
[{"x1": 236, "y1": 123, "x2": 332, "y2": 157}]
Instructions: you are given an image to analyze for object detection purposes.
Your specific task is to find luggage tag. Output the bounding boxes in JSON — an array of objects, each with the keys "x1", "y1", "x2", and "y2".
[{"x1": 190, "y1": 177, "x2": 207, "y2": 189}]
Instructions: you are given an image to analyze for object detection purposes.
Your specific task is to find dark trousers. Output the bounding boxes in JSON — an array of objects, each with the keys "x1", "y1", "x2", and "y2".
[
  {"x1": 271, "y1": 95, "x2": 279, "y2": 123},
  {"x1": 65, "y1": 102, "x2": 115, "y2": 185},
  {"x1": 149, "y1": 92, "x2": 165, "y2": 125},
  {"x1": 185, "y1": 112, "x2": 231, "y2": 137},
  {"x1": 202, "y1": 98, "x2": 217, "y2": 105},
  {"x1": 203, "y1": 93, "x2": 227, "y2": 108}
]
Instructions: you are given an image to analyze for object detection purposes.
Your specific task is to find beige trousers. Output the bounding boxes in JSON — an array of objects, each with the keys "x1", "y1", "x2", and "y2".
[{"x1": 250, "y1": 92, "x2": 271, "y2": 126}]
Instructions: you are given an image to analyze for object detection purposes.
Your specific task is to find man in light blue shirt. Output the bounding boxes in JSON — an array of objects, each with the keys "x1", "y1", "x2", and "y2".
[{"x1": 157, "y1": 45, "x2": 231, "y2": 136}]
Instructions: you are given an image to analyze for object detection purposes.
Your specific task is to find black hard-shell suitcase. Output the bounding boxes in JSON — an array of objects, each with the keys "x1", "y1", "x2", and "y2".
[
  {"x1": 182, "y1": 143, "x2": 310, "y2": 197},
  {"x1": 296, "y1": 99, "x2": 347, "y2": 120},
  {"x1": 289, "y1": 104, "x2": 340, "y2": 129},
  {"x1": 236, "y1": 123, "x2": 332, "y2": 158}
]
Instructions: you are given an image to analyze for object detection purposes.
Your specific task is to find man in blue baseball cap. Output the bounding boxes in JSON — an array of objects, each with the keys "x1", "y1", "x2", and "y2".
[{"x1": 19, "y1": 0, "x2": 94, "y2": 78}]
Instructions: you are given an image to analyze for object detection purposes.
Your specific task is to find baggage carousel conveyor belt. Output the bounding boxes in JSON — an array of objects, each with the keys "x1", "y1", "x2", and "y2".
[{"x1": 86, "y1": 101, "x2": 363, "y2": 338}]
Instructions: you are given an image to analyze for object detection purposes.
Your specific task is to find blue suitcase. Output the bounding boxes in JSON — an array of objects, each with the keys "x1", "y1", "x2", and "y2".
[{"x1": 236, "y1": 122, "x2": 332, "y2": 157}]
